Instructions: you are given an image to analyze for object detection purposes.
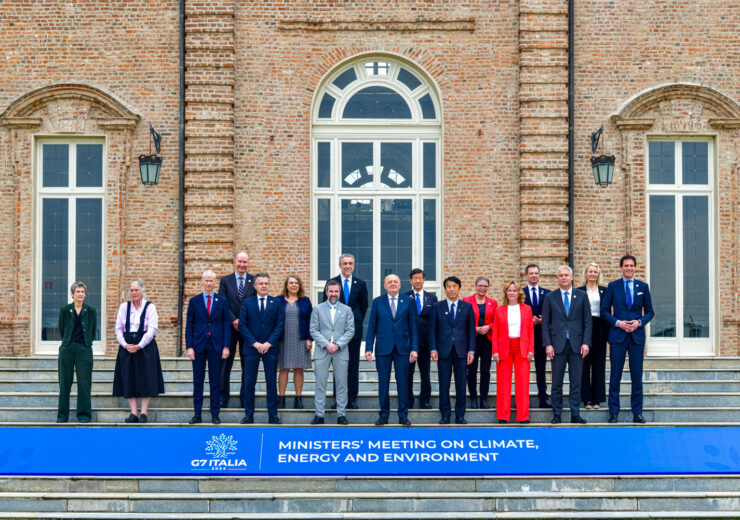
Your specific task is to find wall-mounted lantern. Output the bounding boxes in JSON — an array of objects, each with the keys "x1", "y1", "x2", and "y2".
[
  {"x1": 138, "y1": 124, "x2": 163, "y2": 185},
  {"x1": 590, "y1": 124, "x2": 615, "y2": 186}
]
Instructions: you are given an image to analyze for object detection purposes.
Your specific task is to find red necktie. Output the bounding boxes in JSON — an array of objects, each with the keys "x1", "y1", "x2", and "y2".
[{"x1": 206, "y1": 294, "x2": 211, "y2": 317}]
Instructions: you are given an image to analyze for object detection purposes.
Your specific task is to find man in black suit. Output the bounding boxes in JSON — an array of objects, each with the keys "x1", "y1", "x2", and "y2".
[
  {"x1": 542, "y1": 266, "x2": 592, "y2": 424},
  {"x1": 218, "y1": 251, "x2": 255, "y2": 409},
  {"x1": 323, "y1": 253, "x2": 368, "y2": 409},
  {"x1": 405, "y1": 268, "x2": 437, "y2": 409},
  {"x1": 523, "y1": 263, "x2": 551, "y2": 408}
]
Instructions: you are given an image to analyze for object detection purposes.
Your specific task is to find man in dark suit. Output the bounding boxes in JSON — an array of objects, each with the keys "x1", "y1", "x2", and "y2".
[
  {"x1": 542, "y1": 266, "x2": 592, "y2": 424},
  {"x1": 429, "y1": 276, "x2": 475, "y2": 425},
  {"x1": 323, "y1": 253, "x2": 368, "y2": 409},
  {"x1": 185, "y1": 270, "x2": 231, "y2": 425},
  {"x1": 365, "y1": 274, "x2": 417, "y2": 426},
  {"x1": 218, "y1": 251, "x2": 255, "y2": 409},
  {"x1": 406, "y1": 268, "x2": 437, "y2": 409},
  {"x1": 239, "y1": 272, "x2": 285, "y2": 424},
  {"x1": 523, "y1": 263, "x2": 551, "y2": 408},
  {"x1": 601, "y1": 254, "x2": 655, "y2": 424}
]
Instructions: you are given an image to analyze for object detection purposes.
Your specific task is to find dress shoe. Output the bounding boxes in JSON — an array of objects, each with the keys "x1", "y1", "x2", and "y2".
[
  {"x1": 212, "y1": 416, "x2": 221, "y2": 425},
  {"x1": 139, "y1": 414, "x2": 148, "y2": 424},
  {"x1": 293, "y1": 396, "x2": 304, "y2": 409},
  {"x1": 479, "y1": 399, "x2": 490, "y2": 409},
  {"x1": 498, "y1": 419, "x2": 508, "y2": 424},
  {"x1": 278, "y1": 396, "x2": 286, "y2": 409},
  {"x1": 78, "y1": 417, "x2": 91, "y2": 423},
  {"x1": 189, "y1": 414, "x2": 202, "y2": 424},
  {"x1": 337, "y1": 415, "x2": 349, "y2": 425},
  {"x1": 584, "y1": 403, "x2": 593, "y2": 410},
  {"x1": 240, "y1": 415, "x2": 254, "y2": 424},
  {"x1": 593, "y1": 403, "x2": 600, "y2": 409},
  {"x1": 571, "y1": 416, "x2": 587, "y2": 424},
  {"x1": 56, "y1": 417, "x2": 68, "y2": 423},
  {"x1": 420, "y1": 401, "x2": 433, "y2": 409},
  {"x1": 125, "y1": 413, "x2": 139, "y2": 423},
  {"x1": 633, "y1": 414, "x2": 646, "y2": 424},
  {"x1": 469, "y1": 398, "x2": 478, "y2": 409},
  {"x1": 608, "y1": 414, "x2": 618, "y2": 423},
  {"x1": 399, "y1": 417, "x2": 412, "y2": 426},
  {"x1": 519, "y1": 419, "x2": 530, "y2": 424},
  {"x1": 268, "y1": 415, "x2": 282, "y2": 425},
  {"x1": 455, "y1": 417, "x2": 467, "y2": 425},
  {"x1": 311, "y1": 415, "x2": 325, "y2": 425},
  {"x1": 347, "y1": 400, "x2": 360, "y2": 410},
  {"x1": 551, "y1": 415, "x2": 562, "y2": 424},
  {"x1": 438, "y1": 416, "x2": 451, "y2": 424},
  {"x1": 375, "y1": 417, "x2": 389, "y2": 426},
  {"x1": 539, "y1": 396, "x2": 552, "y2": 408}
]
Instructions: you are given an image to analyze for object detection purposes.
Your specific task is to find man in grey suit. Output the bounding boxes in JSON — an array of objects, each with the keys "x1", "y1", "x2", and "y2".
[
  {"x1": 309, "y1": 279, "x2": 355, "y2": 425},
  {"x1": 542, "y1": 265, "x2": 592, "y2": 424}
]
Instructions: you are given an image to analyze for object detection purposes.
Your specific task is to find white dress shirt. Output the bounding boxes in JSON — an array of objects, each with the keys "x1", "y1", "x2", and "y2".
[
  {"x1": 115, "y1": 299, "x2": 158, "y2": 348},
  {"x1": 507, "y1": 304, "x2": 521, "y2": 338}
]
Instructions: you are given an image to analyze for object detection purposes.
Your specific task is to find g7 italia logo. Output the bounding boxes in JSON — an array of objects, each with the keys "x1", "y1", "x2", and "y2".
[{"x1": 191, "y1": 434, "x2": 247, "y2": 471}]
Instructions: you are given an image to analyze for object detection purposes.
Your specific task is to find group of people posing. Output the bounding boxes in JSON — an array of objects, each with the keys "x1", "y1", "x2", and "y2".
[{"x1": 55, "y1": 252, "x2": 654, "y2": 427}]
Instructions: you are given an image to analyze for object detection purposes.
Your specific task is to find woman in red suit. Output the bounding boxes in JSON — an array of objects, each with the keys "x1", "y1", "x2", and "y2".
[
  {"x1": 463, "y1": 276, "x2": 498, "y2": 409},
  {"x1": 492, "y1": 282, "x2": 535, "y2": 423}
]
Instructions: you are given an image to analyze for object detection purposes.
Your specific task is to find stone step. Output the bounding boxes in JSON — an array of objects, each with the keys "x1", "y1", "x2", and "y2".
[{"x1": 4, "y1": 406, "x2": 740, "y2": 424}]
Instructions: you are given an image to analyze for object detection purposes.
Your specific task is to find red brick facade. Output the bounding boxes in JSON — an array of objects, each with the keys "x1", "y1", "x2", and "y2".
[{"x1": 0, "y1": 1, "x2": 737, "y2": 356}]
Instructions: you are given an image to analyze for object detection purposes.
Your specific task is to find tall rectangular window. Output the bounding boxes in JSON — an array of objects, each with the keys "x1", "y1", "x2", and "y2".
[
  {"x1": 37, "y1": 140, "x2": 105, "y2": 354},
  {"x1": 647, "y1": 139, "x2": 713, "y2": 356}
]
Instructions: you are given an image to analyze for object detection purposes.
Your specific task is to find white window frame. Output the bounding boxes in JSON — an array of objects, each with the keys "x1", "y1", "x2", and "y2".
[
  {"x1": 311, "y1": 57, "x2": 442, "y2": 303},
  {"x1": 645, "y1": 136, "x2": 716, "y2": 357},
  {"x1": 33, "y1": 136, "x2": 107, "y2": 355}
]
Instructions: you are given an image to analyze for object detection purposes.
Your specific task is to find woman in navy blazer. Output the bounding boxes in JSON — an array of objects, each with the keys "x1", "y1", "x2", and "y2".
[
  {"x1": 492, "y1": 282, "x2": 534, "y2": 423},
  {"x1": 276, "y1": 275, "x2": 313, "y2": 410},
  {"x1": 577, "y1": 262, "x2": 610, "y2": 409},
  {"x1": 462, "y1": 276, "x2": 498, "y2": 409}
]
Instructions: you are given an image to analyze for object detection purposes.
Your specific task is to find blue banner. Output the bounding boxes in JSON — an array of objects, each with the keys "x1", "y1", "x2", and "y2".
[{"x1": 1, "y1": 426, "x2": 739, "y2": 476}]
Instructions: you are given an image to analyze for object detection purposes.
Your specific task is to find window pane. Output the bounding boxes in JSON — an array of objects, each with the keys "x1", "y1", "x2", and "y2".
[
  {"x1": 682, "y1": 142, "x2": 709, "y2": 185},
  {"x1": 317, "y1": 142, "x2": 331, "y2": 188},
  {"x1": 341, "y1": 142, "x2": 374, "y2": 188},
  {"x1": 683, "y1": 196, "x2": 709, "y2": 338},
  {"x1": 41, "y1": 199, "x2": 69, "y2": 341},
  {"x1": 381, "y1": 199, "x2": 413, "y2": 295},
  {"x1": 76, "y1": 198, "x2": 103, "y2": 341},
  {"x1": 649, "y1": 195, "x2": 676, "y2": 337},
  {"x1": 342, "y1": 86, "x2": 412, "y2": 119},
  {"x1": 423, "y1": 199, "x2": 437, "y2": 281},
  {"x1": 397, "y1": 68, "x2": 421, "y2": 91},
  {"x1": 333, "y1": 68, "x2": 357, "y2": 90},
  {"x1": 318, "y1": 93, "x2": 336, "y2": 119},
  {"x1": 76, "y1": 144, "x2": 103, "y2": 187},
  {"x1": 649, "y1": 141, "x2": 675, "y2": 184},
  {"x1": 423, "y1": 142, "x2": 436, "y2": 188},
  {"x1": 317, "y1": 199, "x2": 331, "y2": 280},
  {"x1": 341, "y1": 199, "x2": 374, "y2": 329},
  {"x1": 380, "y1": 143, "x2": 412, "y2": 189},
  {"x1": 364, "y1": 61, "x2": 389, "y2": 76},
  {"x1": 42, "y1": 144, "x2": 69, "y2": 188},
  {"x1": 419, "y1": 93, "x2": 436, "y2": 120}
]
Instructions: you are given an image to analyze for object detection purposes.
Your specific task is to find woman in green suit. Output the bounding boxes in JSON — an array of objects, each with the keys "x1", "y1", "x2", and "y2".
[{"x1": 57, "y1": 281, "x2": 97, "y2": 423}]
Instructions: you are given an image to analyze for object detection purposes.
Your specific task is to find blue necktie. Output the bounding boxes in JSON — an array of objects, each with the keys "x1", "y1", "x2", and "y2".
[
  {"x1": 532, "y1": 287, "x2": 538, "y2": 311},
  {"x1": 450, "y1": 302, "x2": 456, "y2": 322},
  {"x1": 416, "y1": 293, "x2": 422, "y2": 315},
  {"x1": 344, "y1": 279, "x2": 350, "y2": 304},
  {"x1": 563, "y1": 291, "x2": 570, "y2": 315},
  {"x1": 626, "y1": 281, "x2": 633, "y2": 308}
]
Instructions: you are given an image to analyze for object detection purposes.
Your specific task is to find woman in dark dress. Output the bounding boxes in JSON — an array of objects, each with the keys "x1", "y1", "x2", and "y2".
[
  {"x1": 113, "y1": 281, "x2": 164, "y2": 423},
  {"x1": 577, "y1": 263, "x2": 609, "y2": 409},
  {"x1": 462, "y1": 276, "x2": 498, "y2": 409},
  {"x1": 277, "y1": 274, "x2": 313, "y2": 409}
]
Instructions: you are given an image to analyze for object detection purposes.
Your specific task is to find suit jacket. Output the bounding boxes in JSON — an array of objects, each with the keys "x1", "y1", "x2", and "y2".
[
  {"x1": 600, "y1": 278, "x2": 655, "y2": 345},
  {"x1": 58, "y1": 303, "x2": 97, "y2": 348},
  {"x1": 364, "y1": 294, "x2": 418, "y2": 356},
  {"x1": 310, "y1": 300, "x2": 355, "y2": 359},
  {"x1": 576, "y1": 284, "x2": 610, "y2": 341},
  {"x1": 323, "y1": 275, "x2": 369, "y2": 340},
  {"x1": 405, "y1": 289, "x2": 437, "y2": 348},
  {"x1": 185, "y1": 293, "x2": 231, "y2": 353},
  {"x1": 524, "y1": 285, "x2": 549, "y2": 318},
  {"x1": 239, "y1": 294, "x2": 285, "y2": 353},
  {"x1": 218, "y1": 271, "x2": 255, "y2": 323},
  {"x1": 429, "y1": 299, "x2": 476, "y2": 359},
  {"x1": 542, "y1": 288, "x2": 592, "y2": 354},
  {"x1": 492, "y1": 304, "x2": 535, "y2": 358},
  {"x1": 462, "y1": 295, "x2": 498, "y2": 341},
  {"x1": 277, "y1": 295, "x2": 313, "y2": 341}
]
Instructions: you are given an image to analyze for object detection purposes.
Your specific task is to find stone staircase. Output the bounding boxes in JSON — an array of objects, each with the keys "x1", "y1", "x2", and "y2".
[{"x1": 1, "y1": 356, "x2": 740, "y2": 518}]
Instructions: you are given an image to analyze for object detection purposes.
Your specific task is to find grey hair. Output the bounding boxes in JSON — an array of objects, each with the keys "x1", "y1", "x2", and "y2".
[
  {"x1": 255, "y1": 272, "x2": 270, "y2": 281},
  {"x1": 338, "y1": 253, "x2": 355, "y2": 264},
  {"x1": 475, "y1": 276, "x2": 491, "y2": 286},
  {"x1": 70, "y1": 281, "x2": 87, "y2": 294},
  {"x1": 130, "y1": 281, "x2": 145, "y2": 295},
  {"x1": 202, "y1": 269, "x2": 216, "y2": 279},
  {"x1": 556, "y1": 265, "x2": 573, "y2": 276}
]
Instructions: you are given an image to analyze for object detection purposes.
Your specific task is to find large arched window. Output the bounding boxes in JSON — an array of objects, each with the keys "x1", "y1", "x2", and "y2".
[{"x1": 311, "y1": 56, "x2": 442, "y2": 310}]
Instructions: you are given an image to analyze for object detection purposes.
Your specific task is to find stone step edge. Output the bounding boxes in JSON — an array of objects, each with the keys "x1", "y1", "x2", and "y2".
[{"x1": 6, "y1": 391, "x2": 739, "y2": 397}]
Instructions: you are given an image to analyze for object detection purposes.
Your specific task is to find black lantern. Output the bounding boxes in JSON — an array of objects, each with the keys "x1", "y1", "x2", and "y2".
[
  {"x1": 138, "y1": 124, "x2": 163, "y2": 185},
  {"x1": 590, "y1": 124, "x2": 615, "y2": 186}
]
